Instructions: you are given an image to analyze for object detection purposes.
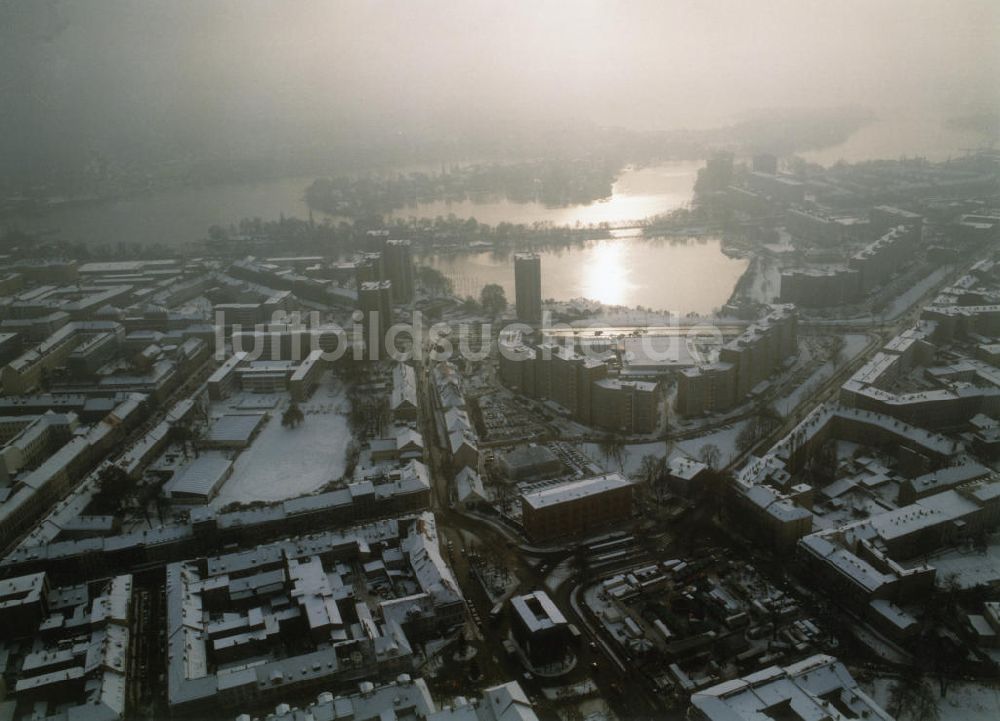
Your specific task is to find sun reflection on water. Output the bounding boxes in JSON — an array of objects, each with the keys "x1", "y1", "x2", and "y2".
[{"x1": 580, "y1": 240, "x2": 634, "y2": 306}]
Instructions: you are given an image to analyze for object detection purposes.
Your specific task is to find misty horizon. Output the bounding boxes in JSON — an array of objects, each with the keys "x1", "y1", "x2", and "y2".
[{"x1": 2, "y1": 0, "x2": 998, "y2": 189}]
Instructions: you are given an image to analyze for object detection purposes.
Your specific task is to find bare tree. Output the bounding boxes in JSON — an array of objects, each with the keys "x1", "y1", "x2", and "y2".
[
  {"x1": 599, "y1": 436, "x2": 626, "y2": 473},
  {"x1": 638, "y1": 453, "x2": 667, "y2": 506},
  {"x1": 494, "y1": 481, "x2": 515, "y2": 515},
  {"x1": 699, "y1": 443, "x2": 721, "y2": 469},
  {"x1": 888, "y1": 676, "x2": 939, "y2": 721},
  {"x1": 638, "y1": 454, "x2": 662, "y2": 484}
]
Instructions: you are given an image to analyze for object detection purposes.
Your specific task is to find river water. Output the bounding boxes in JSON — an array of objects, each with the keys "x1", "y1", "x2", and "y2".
[
  {"x1": 427, "y1": 236, "x2": 747, "y2": 315},
  {"x1": 3, "y1": 116, "x2": 985, "y2": 313},
  {"x1": 8, "y1": 160, "x2": 743, "y2": 312},
  {"x1": 5, "y1": 175, "x2": 323, "y2": 250},
  {"x1": 799, "y1": 113, "x2": 988, "y2": 166},
  {"x1": 406, "y1": 160, "x2": 750, "y2": 315},
  {"x1": 6, "y1": 161, "x2": 703, "y2": 243}
]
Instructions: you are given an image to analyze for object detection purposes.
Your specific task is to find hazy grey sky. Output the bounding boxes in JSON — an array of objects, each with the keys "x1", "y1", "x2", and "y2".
[{"x1": 1, "y1": 0, "x2": 997, "y2": 174}]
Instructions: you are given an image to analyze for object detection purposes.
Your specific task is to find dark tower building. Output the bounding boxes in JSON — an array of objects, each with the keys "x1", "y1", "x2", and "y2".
[
  {"x1": 384, "y1": 239, "x2": 414, "y2": 304},
  {"x1": 700, "y1": 151, "x2": 734, "y2": 192},
  {"x1": 355, "y1": 252, "x2": 385, "y2": 289},
  {"x1": 514, "y1": 253, "x2": 542, "y2": 324},
  {"x1": 752, "y1": 153, "x2": 779, "y2": 175},
  {"x1": 359, "y1": 280, "x2": 393, "y2": 359}
]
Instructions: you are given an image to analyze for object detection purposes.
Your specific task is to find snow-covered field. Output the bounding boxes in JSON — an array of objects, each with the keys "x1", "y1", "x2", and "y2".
[
  {"x1": 901, "y1": 536, "x2": 1000, "y2": 589},
  {"x1": 211, "y1": 376, "x2": 351, "y2": 506},
  {"x1": 676, "y1": 420, "x2": 749, "y2": 467},
  {"x1": 556, "y1": 697, "x2": 616, "y2": 721},
  {"x1": 864, "y1": 676, "x2": 1000, "y2": 721},
  {"x1": 581, "y1": 440, "x2": 666, "y2": 477}
]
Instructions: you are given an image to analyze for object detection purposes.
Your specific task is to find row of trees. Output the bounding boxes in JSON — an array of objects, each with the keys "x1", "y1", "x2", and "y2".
[
  {"x1": 206, "y1": 210, "x2": 612, "y2": 260},
  {"x1": 735, "y1": 402, "x2": 783, "y2": 454},
  {"x1": 303, "y1": 158, "x2": 619, "y2": 219}
]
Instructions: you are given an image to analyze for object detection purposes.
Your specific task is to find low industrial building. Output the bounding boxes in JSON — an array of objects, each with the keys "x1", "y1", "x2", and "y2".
[
  {"x1": 499, "y1": 444, "x2": 563, "y2": 481},
  {"x1": 163, "y1": 454, "x2": 234, "y2": 504},
  {"x1": 199, "y1": 412, "x2": 268, "y2": 449}
]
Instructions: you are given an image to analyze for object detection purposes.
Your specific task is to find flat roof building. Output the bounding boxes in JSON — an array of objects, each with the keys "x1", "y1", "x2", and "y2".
[
  {"x1": 163, "y1": 455, "x2": 233, "y2": 504},
  {"x1": 514, "y1": 254, "x2": 541, "y2": 324},
  {"x1": 509, "y1": 590, "x2": 571, "y2": 667},
  {"x1": 690, "y1": 654, "x2": 893, "y2": 721},
  {"x1": 500, "y1": 444, "x2": 563, "y2": 481},
  {"x1": 200, "y1": 413, "x2": 268, "y2": 449},
  {"x1": 384, "y1": 239, "x2": 415, "y2": 304},
  {"x1": 521, "y1": 473, "x2": 632, "y2": 542},
  {"x1": 359, "y1": 280, "x2": 394, "y2": 360}
]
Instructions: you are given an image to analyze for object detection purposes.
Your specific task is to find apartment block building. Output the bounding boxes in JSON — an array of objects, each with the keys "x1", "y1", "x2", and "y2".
[
  {"x1": 499, "y1": 341, "x2": 661, "y2": 434},
  {"x1": 514, "y1": 254, "x2": 542, "y2": 324},
  {"x1": 521, "y1": 473, "x2": 633, "y2": 542},
  {"x1": 677, "y1": 305, "x2": 797, "y2": 416}
]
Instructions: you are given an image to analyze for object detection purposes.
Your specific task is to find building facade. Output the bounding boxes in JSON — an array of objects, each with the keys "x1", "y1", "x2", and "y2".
[
  {"x1": 514, "y1": 254, "x2": 542, "y2": 324},
  {"x1": 359, "y1": 280, "x2": 394, "y2": 360},
  {"x1": 520, "y1": 474, "x2": 633, "y2": 542}
]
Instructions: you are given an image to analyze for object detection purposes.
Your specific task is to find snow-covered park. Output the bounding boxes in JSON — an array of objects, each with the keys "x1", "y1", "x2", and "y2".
[
  {"x1": 864, "y1": 676, "x2": 1000, "y2": 721},
  {"x1": 211, "y1": 373, "x2": 352, "y2": 506},
  {"x1": 901, "y1": 534, "x2": 1000, "y2": 589}
]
